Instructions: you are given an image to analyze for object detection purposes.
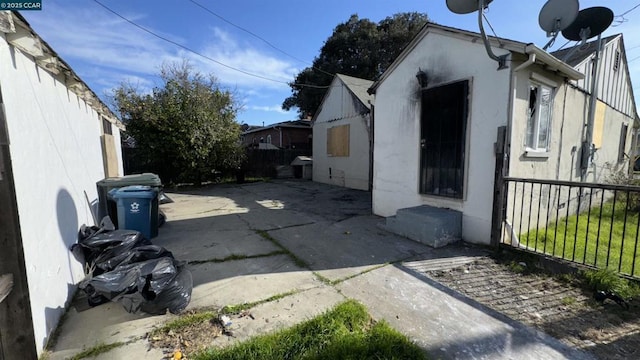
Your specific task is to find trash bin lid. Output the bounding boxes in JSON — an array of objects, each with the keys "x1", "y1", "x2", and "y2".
[
  {"x1": 110, "y1": 185, "x2": 157, "y2": 199},
  {"x1": 97, "y1": 173, "x2": 162, "y2": 187}
]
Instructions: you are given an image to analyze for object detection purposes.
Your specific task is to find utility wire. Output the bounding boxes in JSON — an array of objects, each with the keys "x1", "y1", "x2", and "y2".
[
  {"x1": 612, "y1": 2, "x2": 640, "y2": 26},
  {"x1": 554, "y1": 39, "x2": 573, "y2": 52},
  {"x1": 187, "y1": 0, "x2": 336, "y2": 78},
  {"x1": 619, "y1": 2, "x2": 640, "y2": 17},
  {"x1": 92, "y1": 0, "x2": 331, "y2": 89},
  {"x1": 482, "y1": 13, "x2": 502, "y2": 46}
]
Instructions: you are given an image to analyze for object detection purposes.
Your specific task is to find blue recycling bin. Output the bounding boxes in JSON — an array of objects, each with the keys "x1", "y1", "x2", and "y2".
[{"x1": 110, "y1": 185, "x2": 158, "y2": 239}]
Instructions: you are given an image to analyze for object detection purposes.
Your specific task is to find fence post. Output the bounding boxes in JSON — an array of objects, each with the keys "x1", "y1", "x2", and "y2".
[{"x1": 491, "y1": 126, "x2": 507, "y2": 247}]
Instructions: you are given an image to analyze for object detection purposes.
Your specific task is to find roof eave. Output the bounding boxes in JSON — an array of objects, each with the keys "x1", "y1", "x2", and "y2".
[
  {"x1": 368, "y1": 23, "x2": 584, "y2": 93},
  {"x1": 524, "y1": 44, "x2": 584, "y2": 81}
]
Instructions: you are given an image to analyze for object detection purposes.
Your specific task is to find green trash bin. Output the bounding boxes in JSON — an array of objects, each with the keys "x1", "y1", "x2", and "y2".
[
  {"x1": 110, "y1": 185, "x2": 159, "y2": 239},
  {"x1": 96, "y1": 173, "x2": 162, "y2": 233}
]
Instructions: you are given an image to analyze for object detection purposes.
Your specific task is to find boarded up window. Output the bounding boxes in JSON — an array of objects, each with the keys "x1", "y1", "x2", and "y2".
[
  {"x1": 327, "y1": 124, "x2": 350, "y2": 157},
  {"x1": 592, "y1": 100, "x2": 606, "y2": 148},
  {"x1": 101, "y1": 134, "x2": 119, "y2": 177}
]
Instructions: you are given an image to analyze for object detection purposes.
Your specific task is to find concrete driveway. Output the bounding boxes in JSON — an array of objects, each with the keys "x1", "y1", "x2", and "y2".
[{"x1": 48, "y1": 180, "x2": 593, "y2": 359}]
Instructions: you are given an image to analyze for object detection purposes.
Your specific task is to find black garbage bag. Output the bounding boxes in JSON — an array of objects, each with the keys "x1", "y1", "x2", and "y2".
[
  {"x1": 74, "y1": 228, "x2": 150, "y2": 275},
  {"x1": 80, "y1": 257, "x2": 192, "y2": 315},
  {"x1": 141, "y1": 265, "x2": 193, "y2": 315},
  {"x1": 112, "y1": 244, "x2": 174, "y2": 267}
]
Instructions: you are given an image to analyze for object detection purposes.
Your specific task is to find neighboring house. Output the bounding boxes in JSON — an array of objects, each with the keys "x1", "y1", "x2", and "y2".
[
  {"x1": 312, "y1": 74, "x2": 373, "y2": 191},
  {"x1": 369, "y1": 22, "x2": 638, "y2": 245},
  {"x1": 240, "y1": 120, "x2": 312, "y2": 150},
  {"x1": 551, "y1": 35, "x2": 640, "y2": 176},
  {"x1": 0, "y1": 11, "x2": 124, "y2": 357}
]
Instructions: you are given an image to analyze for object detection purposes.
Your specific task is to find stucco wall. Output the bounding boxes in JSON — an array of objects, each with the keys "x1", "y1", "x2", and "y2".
[
  {"x1": 0, "y1": 36, "x2": 121, "y2": 353},
  {"x1": 505, "y1": 64, "x2": 634, "y2": 237},
  {"x1": 372, "y1": 30, "x2": 511, "y2": 244},
  {"x1": 313, "y1": 79, "x2": 371, "y2": 191},
  {"x1": 508, "y1": 66, "x2": 633, "y2": 182}
]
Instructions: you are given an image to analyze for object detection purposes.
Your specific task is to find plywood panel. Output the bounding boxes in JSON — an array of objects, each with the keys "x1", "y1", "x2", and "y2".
[
  {"x1": 592, "y1": 100, "x2": 606, "y2": 148},
  {"x1": 101, "y1": 134, "x2": 119, "y2": 177},
  {"x1": 327, "y1": 124, "x2": 350, "y2": 157}
]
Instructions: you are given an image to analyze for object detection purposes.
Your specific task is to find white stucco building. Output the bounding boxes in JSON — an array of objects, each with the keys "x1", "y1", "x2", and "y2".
[
  {"x1": 370, "y1": 23, "x2": 638, "y2": 245},
  {"x1": 0, "y1": 11, "x2": 124, "y2": 356},
  {"x1": 312, "y1": 74, "x2": 373, "y2": 191}
]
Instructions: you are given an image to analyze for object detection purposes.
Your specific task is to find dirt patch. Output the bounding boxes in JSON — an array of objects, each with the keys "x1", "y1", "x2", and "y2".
[
  {"x1": 421, "y1": 256, "x2": 640, "y2": 360},
  {"x1": 148, "y1": 311, "x2": 246, "y2": 358}
]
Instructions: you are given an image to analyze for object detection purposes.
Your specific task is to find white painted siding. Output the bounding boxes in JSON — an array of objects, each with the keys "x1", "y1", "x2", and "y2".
[
  {"x1": 570, "y1": 36, "x2": 637, "y2": 118},
  {"x1": 373, "y1": 30, "x2": 511, "y2": 244},
  {"x1": 313, "y1": 77, "x2": 371, "y2": 191},
  {"x1": 0, "y1": 35, "x2": 121, "y2": 353}
]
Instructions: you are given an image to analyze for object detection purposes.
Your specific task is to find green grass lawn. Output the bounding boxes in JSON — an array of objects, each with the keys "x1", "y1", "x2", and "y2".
[
  {"x1": 520, "y1": 200, "x2": 640, "y2": 277},
  {"x1": 194, "y1": 300, "x2": 426, "y2": 360}
]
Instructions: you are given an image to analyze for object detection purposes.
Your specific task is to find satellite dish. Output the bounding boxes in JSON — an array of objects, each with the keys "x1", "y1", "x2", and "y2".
[
  {"x1": 446, "y1": 0, "x2": 493, "y2": 15},
  {"x1": 445, "y1": 0, "x2": 507, "y2": 70},
  {"x1": 562, "y1": 6, "x2": 614, "y2": 41},
  {"x1": 538, "y1": 0, "x2": 579, "y2": 35}
]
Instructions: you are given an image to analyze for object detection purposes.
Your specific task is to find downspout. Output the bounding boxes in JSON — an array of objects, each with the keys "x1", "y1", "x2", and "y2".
[
  {"x1": 278, "y1": 127, "x2": 283, "y2": 148},
  {"x1": 367, "y1": 104, "x2": 374, "y2": 192},
  {"x1": 514, "y1": 53, "x2": 536, "y2": 73}
]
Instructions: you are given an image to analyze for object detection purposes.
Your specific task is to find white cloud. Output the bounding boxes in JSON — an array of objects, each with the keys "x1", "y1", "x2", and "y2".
[
  {"x1": 249, "y1": 105, "x2": 291, "y2": 114},
  {"x1": 22, "y1": 2, "x2": 299, "y2": 100},
  {"x1": 26, "y1": 5, "x2": 182, "y2": 76},
  {"x1": 191, "y1": 27, "x2": 299, "y2": 90}
]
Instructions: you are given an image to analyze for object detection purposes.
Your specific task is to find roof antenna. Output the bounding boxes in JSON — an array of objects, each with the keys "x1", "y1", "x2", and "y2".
[
  {"x1": 538, "y1": 0, "x2": 579, "y2": 50},
  {"x1": 446, "y1": 0, "x2": 508, "y2": 70}
]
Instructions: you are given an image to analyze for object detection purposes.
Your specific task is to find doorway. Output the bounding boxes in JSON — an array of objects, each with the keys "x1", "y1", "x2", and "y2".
[{"x1": 419, "y1": 80, "x2": 469, "y2": 199}]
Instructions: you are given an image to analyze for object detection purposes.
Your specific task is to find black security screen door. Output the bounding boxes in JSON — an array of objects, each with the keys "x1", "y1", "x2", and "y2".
[{"x1": 419, "y1": 80, "x2": 468, "y2": 198}]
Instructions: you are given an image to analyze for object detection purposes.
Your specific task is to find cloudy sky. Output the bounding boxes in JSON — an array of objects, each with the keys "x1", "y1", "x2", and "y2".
[{"x1": 20, "y1": 0, "x2": 640, "y2": 126}]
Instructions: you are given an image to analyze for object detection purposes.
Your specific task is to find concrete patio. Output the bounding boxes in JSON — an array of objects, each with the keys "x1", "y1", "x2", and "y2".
[{"x1": 47, "y1": 180, "x2": 594, "y2": 359}]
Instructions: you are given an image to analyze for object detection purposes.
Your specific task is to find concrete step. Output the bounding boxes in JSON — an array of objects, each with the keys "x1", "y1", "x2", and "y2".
[{"x1": 382, "y1": 205, "x2": 461, "y2": 248}]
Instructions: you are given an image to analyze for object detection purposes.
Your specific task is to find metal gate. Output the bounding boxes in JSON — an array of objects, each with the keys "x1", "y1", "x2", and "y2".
[
  {"x1": 490, "y1": 126, "x2": 640, "y2": 279},
  {"x1": 496, "y1": 177, "x2": 640, "y2": 279}
]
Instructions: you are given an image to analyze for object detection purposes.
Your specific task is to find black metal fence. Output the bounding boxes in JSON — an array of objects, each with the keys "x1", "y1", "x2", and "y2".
[{"x1": 499, "y1": 177, "x2": 640, "y2": 279}]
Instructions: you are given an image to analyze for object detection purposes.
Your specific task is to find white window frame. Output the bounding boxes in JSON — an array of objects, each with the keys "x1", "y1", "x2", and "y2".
[{"x1": 525, "y1": 81, "x2": 555, "y2": 153}]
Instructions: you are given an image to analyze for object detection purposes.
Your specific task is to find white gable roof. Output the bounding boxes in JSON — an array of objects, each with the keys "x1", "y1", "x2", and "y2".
[{"x1": 369, "y1": 22, "x2": 584, "y2": 94}]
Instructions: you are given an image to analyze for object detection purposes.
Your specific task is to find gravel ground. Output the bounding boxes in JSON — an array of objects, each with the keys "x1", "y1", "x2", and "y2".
[{"x1": 420, "y1": 256, "x2": 640, "y2": 360}]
